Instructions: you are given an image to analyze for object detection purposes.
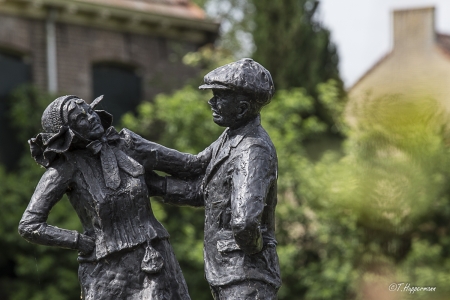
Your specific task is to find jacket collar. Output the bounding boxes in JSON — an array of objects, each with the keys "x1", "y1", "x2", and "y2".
[
  {"x1": 225, "y1": 115, "x2": 261, "y2": 148},
  {"x1": 204, "y1": 115, "x2": 261, "y2": 185}
]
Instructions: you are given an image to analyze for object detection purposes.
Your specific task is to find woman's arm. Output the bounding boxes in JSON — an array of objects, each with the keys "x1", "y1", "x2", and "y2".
[{"x1": 18, "y1": 160, "x2": 94, "y2": 254}]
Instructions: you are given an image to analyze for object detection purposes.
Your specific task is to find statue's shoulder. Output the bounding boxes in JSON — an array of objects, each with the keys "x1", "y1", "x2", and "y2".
[
  {"x1": 241, "y1": 126, "x2": 275, "y2": 155},
  {"x1": 42, "y1": 154, "x2": 76, "y2": 181}
]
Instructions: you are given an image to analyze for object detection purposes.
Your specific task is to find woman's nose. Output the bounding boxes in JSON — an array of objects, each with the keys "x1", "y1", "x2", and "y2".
[{"x1": 88, "y1": 113, "x2": 95, "y2": 122}]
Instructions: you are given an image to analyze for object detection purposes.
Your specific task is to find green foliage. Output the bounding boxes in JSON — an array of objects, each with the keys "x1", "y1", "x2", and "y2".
[
  {"x1": 198, "y1": 0, "x2": 342, "y2": 96},
  {"x1": 249, "y1": 0, "x2": 346, "y2": 154},
  {"x1": 0, "y1": 85, "x2": 83, "y2": 300},
  {"x1": 121, "y1": 85, "x2": 223, "y2": 153},
  {"x1": 190, "y1": 0, "x2": 208, "y2": 8},
  {"x1": 182, "y1": 45, "x2": 235, "y2": 82},
  {"x1": 298, "y1": 94, "x2": 450, "y2": 299},
  {"x1": 202, "y1": 0, "x2": 256, "y2": 57},
  {"x1": 8, "y1": 85, "x2": 53, "y2": 142}
]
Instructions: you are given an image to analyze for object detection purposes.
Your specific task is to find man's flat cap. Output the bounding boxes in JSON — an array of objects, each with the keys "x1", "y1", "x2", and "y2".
[{"x1": 199, "y1": 58, "x2": 275, "y2": 105}]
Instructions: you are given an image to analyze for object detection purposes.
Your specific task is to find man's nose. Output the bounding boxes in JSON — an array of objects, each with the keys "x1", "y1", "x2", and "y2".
[{"x1": 208, "y1": 96, "x2": 216, "y2": 106}]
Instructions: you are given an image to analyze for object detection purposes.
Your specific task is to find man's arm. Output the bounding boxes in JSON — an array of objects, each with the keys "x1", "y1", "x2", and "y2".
[
  {"x1": 164, "y1": 176, "x2": 205, "y2": 207},
  {"x1": 231, "y1": 145, "x2": 277, "y2": 255},
  {"x1": 146, "y1": 171, "x2": 205, "y2": 207},
  {"x1": 120, "y1": 128, "x2": 214, "y2": 178}
]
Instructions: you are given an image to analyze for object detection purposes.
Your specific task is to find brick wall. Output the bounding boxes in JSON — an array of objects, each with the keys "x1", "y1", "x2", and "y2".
[{"x1": 0, "y1": 13, "x2": 199, "y2": 101}]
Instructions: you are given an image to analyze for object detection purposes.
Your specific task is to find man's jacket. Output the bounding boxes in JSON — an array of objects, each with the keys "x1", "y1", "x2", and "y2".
[{"x1": 130, "y1": 116, "x2": 282, "y2": 288}]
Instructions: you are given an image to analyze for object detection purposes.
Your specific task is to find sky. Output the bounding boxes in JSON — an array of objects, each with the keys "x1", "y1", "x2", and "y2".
[{"x1": 319, "y1": 0, "x2": 450, "y2": 88}]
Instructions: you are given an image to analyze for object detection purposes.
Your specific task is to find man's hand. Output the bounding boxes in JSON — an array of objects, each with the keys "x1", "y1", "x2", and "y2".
[
  {"x1": 146, "y1": 171, "x2": 167, "y2": 197},
  {"x1": 77, "y1": 234, "x2": 95, "y2": 255}
]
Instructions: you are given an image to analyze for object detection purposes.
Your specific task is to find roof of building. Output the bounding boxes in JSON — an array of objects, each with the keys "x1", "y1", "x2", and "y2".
[
  {"x1": 348, "y1": 52, "x2": 392, "y2": 92},
  {"x1": 76, "y1": 0, "x2": 206, "y2": 21},
  {"x1": 1, "y1": 0, "x2": 219, "y2": 43},
  {"x1": 351, "y1": 33, "x2": 450, "y2": 91}
]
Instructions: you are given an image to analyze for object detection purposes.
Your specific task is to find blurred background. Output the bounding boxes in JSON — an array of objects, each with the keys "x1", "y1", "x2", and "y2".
[{"x1": 1, "y1": 0, "x2": 450, "y2": 299}]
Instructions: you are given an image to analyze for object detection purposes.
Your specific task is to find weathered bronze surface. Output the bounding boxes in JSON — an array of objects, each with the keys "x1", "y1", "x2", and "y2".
[
  {"x1": 144, "y1": 58, "x2": 282, "y2": 299},
  {"x1": 18, "y1": 58, "x2": 281, "y2": 300},
  {"x1": 18, "y1": 95, "x2": 190, "y2": 300}
]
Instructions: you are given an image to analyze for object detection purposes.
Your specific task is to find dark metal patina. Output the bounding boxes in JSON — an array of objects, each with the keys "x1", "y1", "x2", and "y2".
[
  {"x1": 18, "y1": 95, "x2": 190, "y2": 300},
  {"x1": 142, "y1": 58, "x2": 282, "y2": 299},
  {"x1": 18, "y1": 58, "x2": 281, "y2": 300}
]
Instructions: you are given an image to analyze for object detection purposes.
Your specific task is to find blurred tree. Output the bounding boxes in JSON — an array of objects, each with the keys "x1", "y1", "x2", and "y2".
[
  {"x1": 252, "y1": 0, "x2": 341, "y2": 93},
  {"x1": 252, "y1": 0, "x2": 345, "y2": 153},
  {"x1": 196, "y1": 0, "x2": 342, "y2": 95},
  {"x1": 195, "y1": 0, "x2": 345, "y2": 155},
  {"x1": 201, "y1": 0, "x2": 256, "y2": 57},
  {"x1": 297, "y1": 94, "x2": 450, "y2": 300},
  {"x1": 191, "y1": 0, "x2": 208, "y2": 9}
]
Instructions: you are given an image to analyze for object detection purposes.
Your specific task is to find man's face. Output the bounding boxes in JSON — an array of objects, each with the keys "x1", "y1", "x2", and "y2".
[
  {"x1": 208, "y1": 90, "x2": 242, "y2": 128},
  {"x1": 67, "y1": 99, "x2": 104, "y2": 140}
]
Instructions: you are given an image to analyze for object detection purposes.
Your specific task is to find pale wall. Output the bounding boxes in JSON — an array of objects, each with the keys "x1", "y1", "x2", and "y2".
[{"x1": 347, "y1": 46, "x2": 450, "y2": 127}]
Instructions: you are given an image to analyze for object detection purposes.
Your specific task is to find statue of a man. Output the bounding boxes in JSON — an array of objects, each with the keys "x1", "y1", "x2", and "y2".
[
  {"x1": 139, "y1": 58, "x2": 282, "y2": 299},
  {"x1": 18, "y1": 95, "x2": 190, "y2": 300}
]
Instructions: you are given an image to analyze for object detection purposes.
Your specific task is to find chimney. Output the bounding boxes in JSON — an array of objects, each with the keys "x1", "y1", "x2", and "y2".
[{"x1": 393, "y1": 7, "x2": 435, "y2": 51}]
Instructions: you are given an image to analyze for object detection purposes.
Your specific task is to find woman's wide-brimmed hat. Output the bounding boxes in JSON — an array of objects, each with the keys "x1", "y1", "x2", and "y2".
[{"x1": 29, "y1": 95, "x2": 112, "y2": 167}]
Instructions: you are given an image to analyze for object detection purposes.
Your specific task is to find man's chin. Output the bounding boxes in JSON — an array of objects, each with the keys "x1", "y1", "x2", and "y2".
[{"x1": 212, "y1": 116, "x2": 228, "y2": 127}]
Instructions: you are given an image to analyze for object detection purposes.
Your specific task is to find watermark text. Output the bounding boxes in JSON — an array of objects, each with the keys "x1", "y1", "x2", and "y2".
[{"x1": 389, "y1": 283, "x2": 436, "y2": 294}]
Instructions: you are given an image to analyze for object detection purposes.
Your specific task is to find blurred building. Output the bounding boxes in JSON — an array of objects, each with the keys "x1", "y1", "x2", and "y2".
[
  {"x1": 0, "y1": 0, "x2": 218, "y2": 167},
  {"x1": 346, "y1": 7, "x2": 450, "y2": 127}
]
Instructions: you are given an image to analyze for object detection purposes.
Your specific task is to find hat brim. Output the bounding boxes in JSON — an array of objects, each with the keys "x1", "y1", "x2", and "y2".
[
  {"x1": 96, "y1": 110, "x2": 113, "y2": 129},
  {"x1": 199, "y1": 84, "x2": 229, "y2": 90},
  {"x1": 90, "y1": 95, "x2": 104, "y2": 108}
]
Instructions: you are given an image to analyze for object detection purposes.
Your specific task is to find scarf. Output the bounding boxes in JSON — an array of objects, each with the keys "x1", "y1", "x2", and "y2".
[{"x1": 86, "y1": 127, "x2": 144, "y2": 190}]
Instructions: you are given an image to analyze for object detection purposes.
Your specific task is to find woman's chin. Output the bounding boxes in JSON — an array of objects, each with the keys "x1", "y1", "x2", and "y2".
[{"x1": 89, "y1": 129, "x2": 104, "y2": 140}]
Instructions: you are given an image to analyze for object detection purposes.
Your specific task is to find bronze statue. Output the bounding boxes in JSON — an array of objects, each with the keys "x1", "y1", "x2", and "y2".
[
  {"x1": 18, "y1": 58, "x2": 281, "y2": 300},
  {"x1": 18, "y1": 95, "x2": 190, "y2": 300},
  {"x1": 138, "y1": 58, "x2": 282, "y2": 299}
]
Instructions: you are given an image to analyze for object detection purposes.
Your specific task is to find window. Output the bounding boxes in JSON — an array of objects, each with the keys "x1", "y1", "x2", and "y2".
[
  {"x1": 92, "y1": 62, "x2": 142, "y2": 124},
  {"x1": 0, "y1": 50, "x2": 31, "y2": 169}
]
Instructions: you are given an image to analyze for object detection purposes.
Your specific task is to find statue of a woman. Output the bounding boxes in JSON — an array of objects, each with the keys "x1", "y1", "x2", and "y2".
[{"x1": 18, "y1": 95, "x2": 190, "y2": 300}]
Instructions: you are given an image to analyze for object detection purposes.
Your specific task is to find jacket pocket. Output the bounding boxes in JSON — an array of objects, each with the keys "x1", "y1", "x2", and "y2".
[{"x1": 217, "y1": 239, "x2": 241, "y2": 253}]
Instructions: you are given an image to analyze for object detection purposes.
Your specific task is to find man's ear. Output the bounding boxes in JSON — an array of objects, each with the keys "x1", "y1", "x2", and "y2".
[{"x1": 237, "y1": 101, "x2": 250, "y2": 119}]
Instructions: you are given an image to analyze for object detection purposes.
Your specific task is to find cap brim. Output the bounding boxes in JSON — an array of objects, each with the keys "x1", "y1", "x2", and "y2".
[{"x1": 199, "y1": 84, "x2": 229, "y2": 90}]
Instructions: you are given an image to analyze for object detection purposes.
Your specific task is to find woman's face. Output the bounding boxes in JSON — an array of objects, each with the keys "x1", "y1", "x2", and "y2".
[{"x1": 67, "y1": 99, "x2": 104, "y2": 140}]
